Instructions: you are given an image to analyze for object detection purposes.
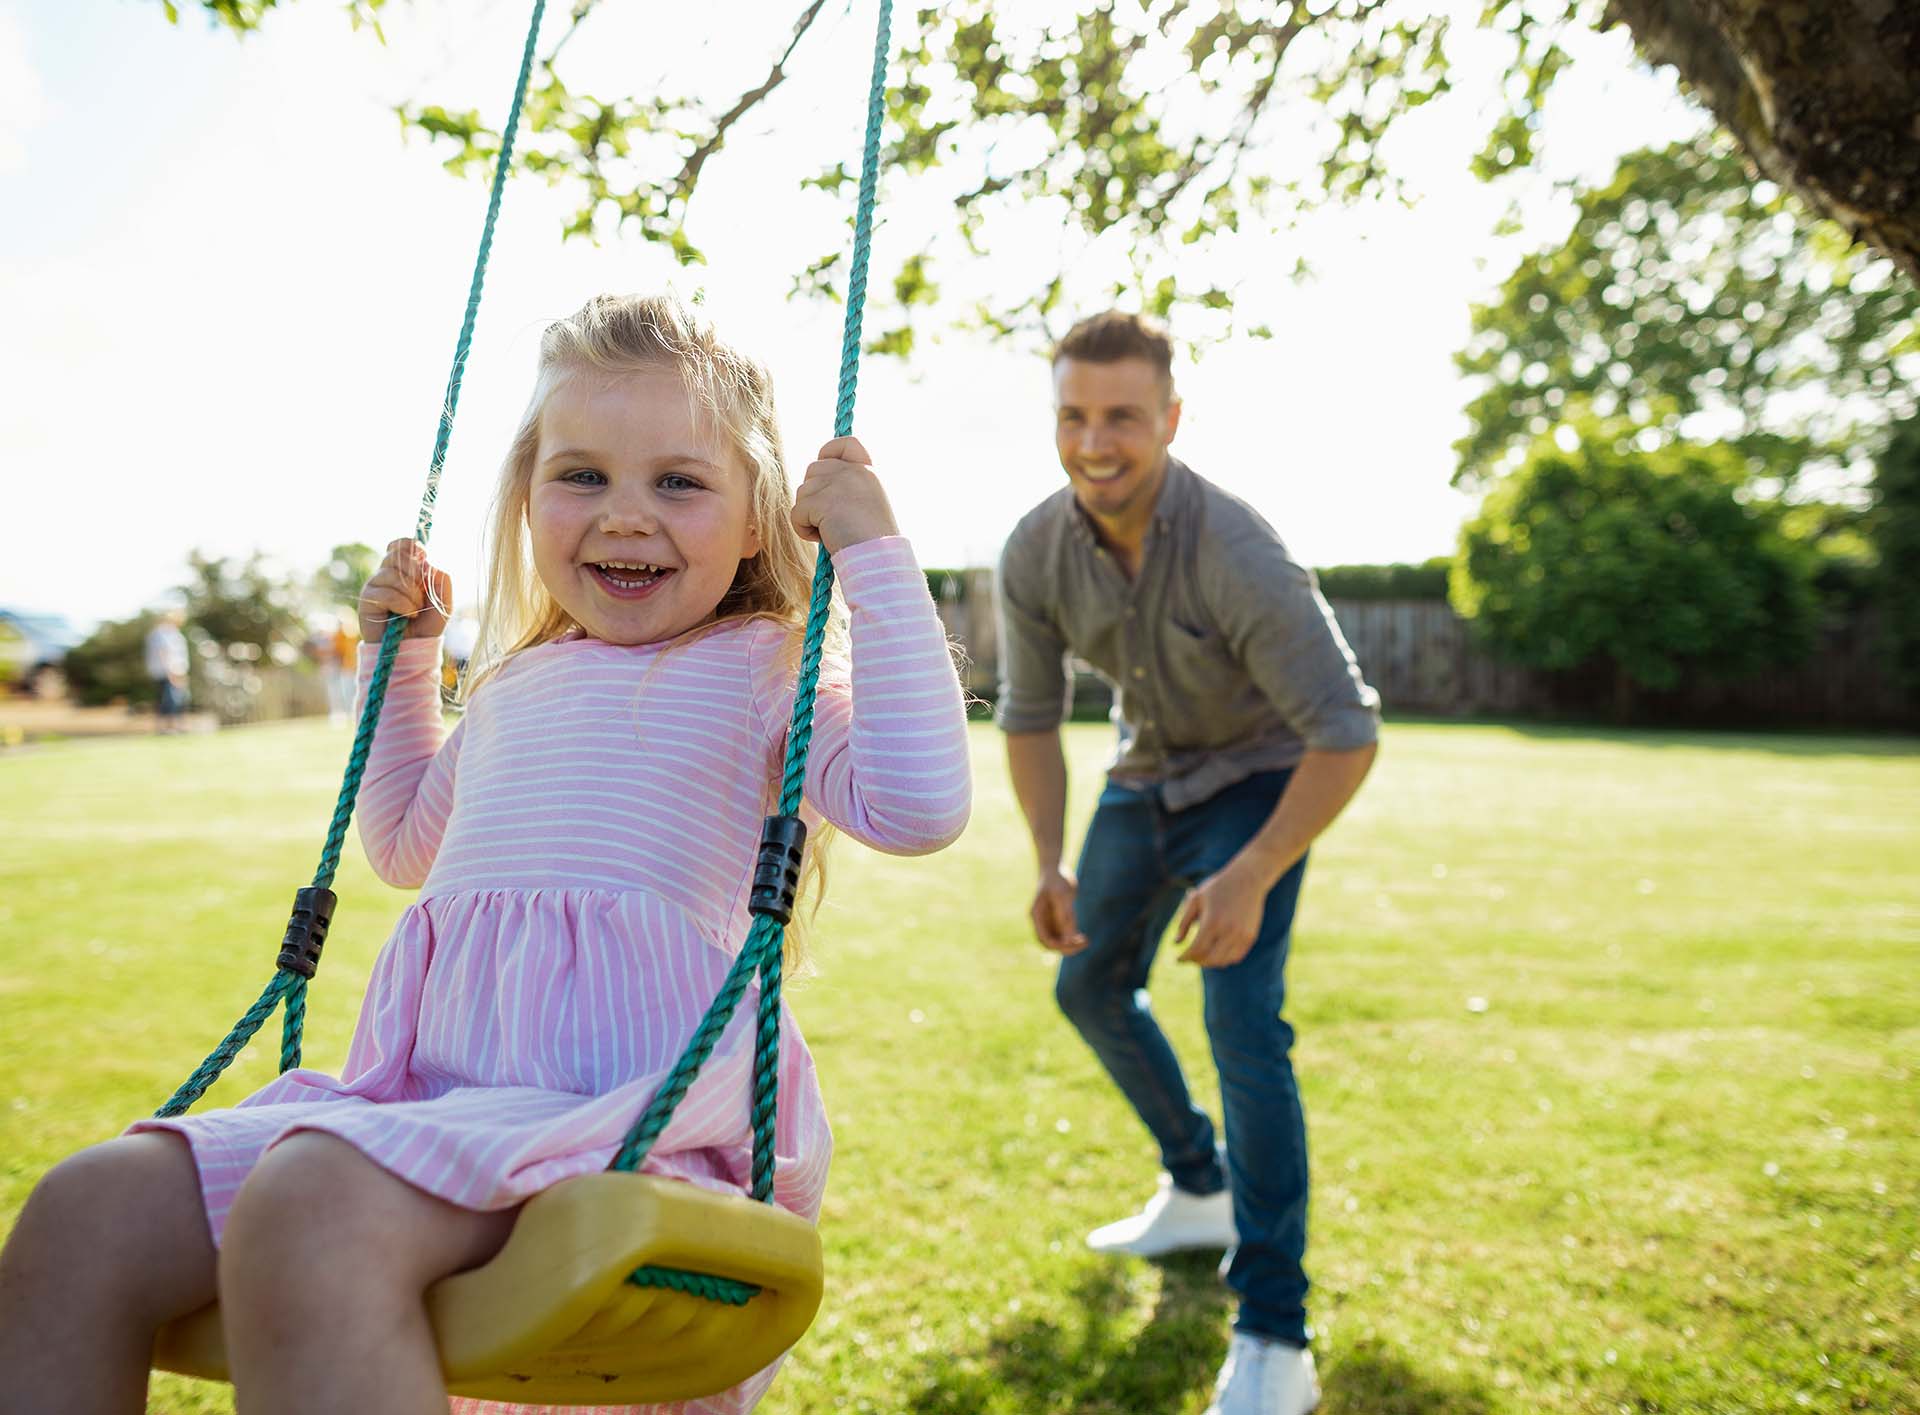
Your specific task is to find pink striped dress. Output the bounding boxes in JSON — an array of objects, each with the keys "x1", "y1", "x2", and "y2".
[{"x1": 133, "y1": 536, "x2": 972, "y2": 1415}]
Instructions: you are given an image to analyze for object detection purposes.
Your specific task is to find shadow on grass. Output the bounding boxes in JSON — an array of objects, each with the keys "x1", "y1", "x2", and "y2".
[
  {"x1": 1321, "y1": 1344, "x2": 1496, "y2": 1415},
  {"x1": 902, "y1": 1252, "x2": 1228, "y2": 1414},
  {"x1": 902, "y1": 1254, "x2": 1492, "y2": 1415}
]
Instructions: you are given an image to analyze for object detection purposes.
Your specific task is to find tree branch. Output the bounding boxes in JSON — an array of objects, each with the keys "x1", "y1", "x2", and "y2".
[
  {"x1": 1154, "y1": 17, "x2": 1304, "y2": 216},
  {"x1": 673, "y1": 0, "x2": 830, "y2": 202},
  {"x1": 546, "y1": 0, "x2": 605, "y2": 66}
]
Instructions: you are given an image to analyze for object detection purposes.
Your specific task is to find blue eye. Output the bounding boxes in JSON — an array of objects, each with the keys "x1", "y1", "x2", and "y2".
[
  {"x1": 562, "y1": 469, "x2": 605, "y2": 486},
  {"x1": 659, "y1": 472, "x2": 703, "y2": 492}
]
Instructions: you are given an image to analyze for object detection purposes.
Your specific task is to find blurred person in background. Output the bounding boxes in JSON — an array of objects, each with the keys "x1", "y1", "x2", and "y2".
[
  {"x1": 144, "y1": 609, "x2": 191, "y2": 735},
  {"x1": 326, "y1": 617, "x2": 357, "y2": 725}
]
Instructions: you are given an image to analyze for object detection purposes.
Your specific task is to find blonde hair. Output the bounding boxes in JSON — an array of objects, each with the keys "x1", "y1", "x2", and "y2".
[{"x1": 467, "y1": 292, "x2": 842, "y2": 962}]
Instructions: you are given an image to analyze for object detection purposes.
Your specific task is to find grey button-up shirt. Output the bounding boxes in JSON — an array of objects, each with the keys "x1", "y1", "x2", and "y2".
[{"x1": 995, "y1": 457, "x2": 1380, "y2": 810}]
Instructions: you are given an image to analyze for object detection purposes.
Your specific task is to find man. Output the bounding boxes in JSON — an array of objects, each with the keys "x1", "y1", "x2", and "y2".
[
  {"x1": 996, "y1": 311, "x2": 1379, "y2": 1415},
  {"x1": 144, "y1": 608, "x2": 191, "y2": 734}
]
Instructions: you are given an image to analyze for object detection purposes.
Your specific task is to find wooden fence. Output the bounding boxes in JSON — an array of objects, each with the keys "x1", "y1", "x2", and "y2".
[
  {"x1": 1329, "y1": 599, "x2": 1910, "y2": 725},
  {"x1": 200, "y1": 582, "x2": 1910, "y2": 729},
  {"x1": 932, "y1": 577, "x2": 1915, "y2": 729}
]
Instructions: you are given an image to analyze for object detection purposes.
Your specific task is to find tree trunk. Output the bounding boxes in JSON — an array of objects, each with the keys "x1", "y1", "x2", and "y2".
[{"x1": 1604, "y1": 0, "x2": 1920, "y2": 283}]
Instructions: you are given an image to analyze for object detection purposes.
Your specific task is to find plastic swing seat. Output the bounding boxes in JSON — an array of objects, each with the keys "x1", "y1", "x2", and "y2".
[{"x1": 153, "y1": 1172, "x2": 824, "y2": 1403}]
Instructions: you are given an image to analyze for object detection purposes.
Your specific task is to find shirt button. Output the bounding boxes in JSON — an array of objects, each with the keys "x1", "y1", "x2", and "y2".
[
  {"x1": 1125, "y1": 608, "x2": 1136, "y2": 618},
  {"x1": 1132, "y1": 666, "x2": 1146, "y2": 679}
]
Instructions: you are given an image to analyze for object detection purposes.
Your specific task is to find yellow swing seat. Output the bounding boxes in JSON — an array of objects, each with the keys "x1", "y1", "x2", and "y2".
[{"x1": 152, "y1": 1171, "x2": 825, "y2": 1404}]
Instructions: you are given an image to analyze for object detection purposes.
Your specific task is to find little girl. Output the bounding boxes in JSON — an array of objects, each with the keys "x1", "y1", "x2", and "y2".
[{"x1": 0, "y1": 294, "x2": 972, "y2": 1415}]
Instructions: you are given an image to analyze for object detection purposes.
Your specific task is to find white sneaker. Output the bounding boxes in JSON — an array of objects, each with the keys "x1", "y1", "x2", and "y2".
[
  {"x1": 1085, "y1": 1173, "x2": 1236, "y2": 1257},
  {"x1": 1203, "y1": 1333, "x2": 1320, "y2": 1415}
]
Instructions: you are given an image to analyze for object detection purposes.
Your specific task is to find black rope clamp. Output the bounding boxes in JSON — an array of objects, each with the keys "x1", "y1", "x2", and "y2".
[
  {"x1": 748, "y1": 815, "x2": 808, "y2": 925},
  {"x1": 276, "y1": 886, "x2": 338, "y2": 978}
]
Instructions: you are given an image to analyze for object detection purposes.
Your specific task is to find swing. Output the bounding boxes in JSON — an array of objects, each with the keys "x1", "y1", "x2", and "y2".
[{"x1": 147, "y1": 0, "x2": 895, "y2": 1400}]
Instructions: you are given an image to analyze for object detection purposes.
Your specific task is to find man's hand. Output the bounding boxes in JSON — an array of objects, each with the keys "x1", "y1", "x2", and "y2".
[
  {"x1": 1174, "y1": 853, "x2": 1282, "y2": 969},
  {"x1": 1175, "y1": 743, "x2": 1377, "y2": 968},
  {"x1": 1030, "y1": 865, "x2": 1089, "y2": 955}
]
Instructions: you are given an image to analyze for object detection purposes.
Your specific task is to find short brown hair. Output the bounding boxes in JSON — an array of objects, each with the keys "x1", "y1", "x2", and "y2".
[{"x1": 1052, "y1": 310, "x2": 1175, "y2": 394}]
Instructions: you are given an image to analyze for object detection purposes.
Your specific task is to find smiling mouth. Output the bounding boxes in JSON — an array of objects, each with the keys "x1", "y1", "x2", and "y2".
[
  {"x1": 1077, "y1": 463, "x2": 1127, "y2": 484},
  {"x1": 588, "y1": 560, "x2": 674, "y2": 597}
]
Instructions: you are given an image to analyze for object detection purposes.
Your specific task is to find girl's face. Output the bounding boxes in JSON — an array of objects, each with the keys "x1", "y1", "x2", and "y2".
[{"x1": 528, "y1": 367, "x2": 762, "y2": 646}]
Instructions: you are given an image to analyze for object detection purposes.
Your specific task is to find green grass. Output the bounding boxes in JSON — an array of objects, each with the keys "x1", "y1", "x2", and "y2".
[{"x1": 2, "y1": 720, "x2": 1917, "y2": 1414}]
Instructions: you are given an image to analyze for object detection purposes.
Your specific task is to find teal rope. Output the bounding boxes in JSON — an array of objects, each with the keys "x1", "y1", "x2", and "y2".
[
  {"x1": 611, "y1": 0, "x2": 894, "y2": 1182},
  {"x1": 279, "y1": 975, "x2": 309, "y2": 1073},
  {"x1": 772, "y1": 0, "x2": 894, "y2": 822},
  {"x1": 611, "y1": 0, "x2": 895, "y2": 1299},
  {"x1": 607, "y1": 917, "x2": 780, "y2": 1174},
  {"x1": 748, "y1": 941, "x2": 783, "y2": 1201},
  {"x1": 157, "y1": 0, "x2": 548, "y2": 1116},
  {"x1": 628, "y1": 1267, "x2": 759, "y2": 1305},
  {"x1": 834, "y1": 0, "x2": 893, "y2": 446},
  {"x1": 318, "y1": 0, "x2": 548, "y2": 890},
  {"x1": 155, "y1": 971, "x2": 299, "y2": 1118}
]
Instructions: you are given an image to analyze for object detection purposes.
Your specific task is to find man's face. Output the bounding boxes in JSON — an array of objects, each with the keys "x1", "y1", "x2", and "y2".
[{"x1": 1052, "y1": 356, "x2": 1182, "y2": 529}]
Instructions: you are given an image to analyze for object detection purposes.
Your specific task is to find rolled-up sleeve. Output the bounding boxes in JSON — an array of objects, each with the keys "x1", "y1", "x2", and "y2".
[
  {"x1": 1205, "y1": 535, "x2": 1381, "y2": 752},
  {"x1": 994, "y1": 530, "x2": 1073, "y2": 734}
]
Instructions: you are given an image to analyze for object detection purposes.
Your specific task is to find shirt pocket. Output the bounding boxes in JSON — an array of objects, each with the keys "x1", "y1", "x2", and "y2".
[{"x1": 1162, "y1": 616, "x2": 1235, "y2": 681}]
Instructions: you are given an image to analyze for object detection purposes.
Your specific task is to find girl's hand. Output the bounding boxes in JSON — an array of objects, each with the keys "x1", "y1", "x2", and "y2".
[
  {"x1": 358, "y1": 539, "x2": 452, "y2": 641},
  {"x1": 792, "y1": 436, "x2": 900, "y2": 553}
]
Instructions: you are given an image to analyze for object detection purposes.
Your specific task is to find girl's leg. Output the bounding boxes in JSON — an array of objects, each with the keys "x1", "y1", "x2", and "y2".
[
  {"x1": 0, "y1": 1132, "x2": 217, "y2": 1415},
  {"x1": 220, "y1": 1131, "x2": 517, "y2": 1415}
]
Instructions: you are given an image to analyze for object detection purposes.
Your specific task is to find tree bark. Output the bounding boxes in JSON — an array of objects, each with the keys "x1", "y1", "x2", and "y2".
[{"x1": 1604, "y1": 0, "x2": 1920, "y2": 282}]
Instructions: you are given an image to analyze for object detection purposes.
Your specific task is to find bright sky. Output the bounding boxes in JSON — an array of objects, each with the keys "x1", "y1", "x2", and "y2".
[{"x1": 0, "y1": 0, "x2": 1702, "y2": 627}]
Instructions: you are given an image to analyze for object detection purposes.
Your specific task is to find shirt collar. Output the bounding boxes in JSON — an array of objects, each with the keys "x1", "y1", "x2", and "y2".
[{"x1": 1155, "y1": 456, "x2": 1195, "y2": 531}]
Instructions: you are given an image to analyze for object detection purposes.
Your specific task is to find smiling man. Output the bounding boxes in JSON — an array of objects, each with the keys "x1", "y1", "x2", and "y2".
[{"x1": 995, "y1": 311, "x2": 1380, "y2": 1415}]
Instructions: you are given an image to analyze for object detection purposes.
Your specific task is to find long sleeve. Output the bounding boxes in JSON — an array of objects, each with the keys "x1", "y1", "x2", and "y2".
[
  {"x1": 1201, "y1": 534, "x2": 1380, "y2": 753},
  {"x1": 749, "y1": 537, "x2": 972, "y2": 856},
  {"x1": 994, "y1": 517, "x2": 1074, "y2": 734},
  {"x1": 353, "y1": 637, "x2": 464, "y2": 888}
]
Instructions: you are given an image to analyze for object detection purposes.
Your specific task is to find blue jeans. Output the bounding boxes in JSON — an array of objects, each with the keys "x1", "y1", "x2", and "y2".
[{"x1": 1055, "y1": 770, "x2": 1311, "y2": 1346}]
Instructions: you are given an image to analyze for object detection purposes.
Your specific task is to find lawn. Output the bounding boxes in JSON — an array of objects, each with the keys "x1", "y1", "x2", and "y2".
[{"x1": 1, "y1": 720, "x2": 1916, "y2": 1414}]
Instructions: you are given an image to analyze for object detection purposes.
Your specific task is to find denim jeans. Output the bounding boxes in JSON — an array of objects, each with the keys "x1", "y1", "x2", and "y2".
[{"x1": 1055, "y1": 770, "x2": 1311, "y2": 1346}]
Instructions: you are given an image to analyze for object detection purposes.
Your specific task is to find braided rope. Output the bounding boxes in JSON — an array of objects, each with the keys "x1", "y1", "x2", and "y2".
[
  {"x1": 834, "y1": 0, "x2": 893, "y2": 446},
  {"x1": 155, "y1": 971, "x2": 298, "y2": 1117},
  {"x1": 628, "y1": 1266, "x2": 760, "y2": 1305},
  {"x1": 748, "y1": 944, "x2": 783, "y2": 1202},
  {"x1": 279, "y1": 975, "x2": 308, "y2": 1073},
  {"x1": 611, "y1": 0, "x2": 895, "y2": 1181},
  {"x1": 772, "y1": 0, "x2": 894, "y2": 821},
  {"x1": 157, "y1": 0, "x2": 548, "y2": 1117},
  {"x1": 610, "y1": 0, "x2": 895, "y2": 1299},
  {"x1": 607, "y1": 918, "x2": 779, "y2": 1174}
]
